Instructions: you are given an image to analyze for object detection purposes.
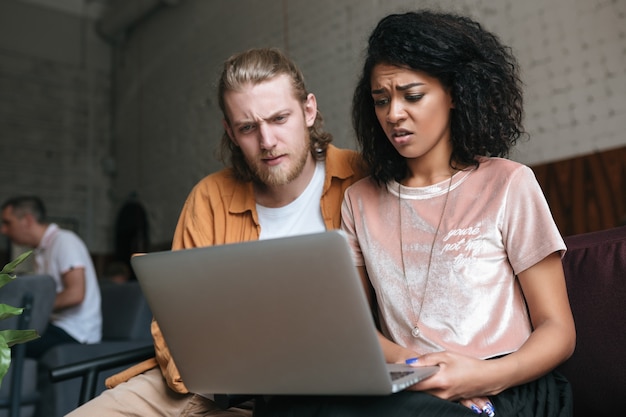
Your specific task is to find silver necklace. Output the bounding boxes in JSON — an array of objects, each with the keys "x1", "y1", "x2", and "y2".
[{"x1": 398, "y1": 175, "x2": 453, "y2": 338}]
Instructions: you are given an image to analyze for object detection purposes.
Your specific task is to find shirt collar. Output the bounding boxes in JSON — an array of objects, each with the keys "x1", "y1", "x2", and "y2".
[
  {"x1": 38, "y1": 223, "x2": 59, "y2": 250},
  {"x1": 227, "y1": 145, "x2": 359, "y2": 219}
]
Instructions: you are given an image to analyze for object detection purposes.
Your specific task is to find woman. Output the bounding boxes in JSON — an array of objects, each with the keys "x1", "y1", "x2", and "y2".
[{"x1": 260, "y1": 10, "x2": 575, "y2": 417}]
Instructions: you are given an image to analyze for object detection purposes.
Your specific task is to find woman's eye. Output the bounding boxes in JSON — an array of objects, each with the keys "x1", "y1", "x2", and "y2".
[
  {"x1": 373, "y1": 97, "x2": 389, "y2": 106},
  {"x1": 406, "y1": 94, "x2": 424, "y2": 102}
]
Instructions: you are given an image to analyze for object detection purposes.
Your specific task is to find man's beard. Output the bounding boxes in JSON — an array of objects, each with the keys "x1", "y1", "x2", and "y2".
[{"x1": 247, "y1": 133, "x2": 311, "y2": 186}]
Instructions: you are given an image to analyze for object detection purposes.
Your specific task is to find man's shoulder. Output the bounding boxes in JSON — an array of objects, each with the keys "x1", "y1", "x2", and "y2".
[
  {"x1": 193, "y1": 168, "x2": 242, "y2": 189},
  {"x1": 45, "y1": 225, "x2": 91, "y2": 261},
  {"x1": 326, "y1": 144, "x2": 359, "y2": 160},
  {"x1": 187, "y1": 168, "x2": 253, "y2": 203},
  {"x1": 50, "y1": 224, "x2": 84, "y2": 245},
  {"x1": 325, "y1": 145, "x2": 366, "y2": 180}
]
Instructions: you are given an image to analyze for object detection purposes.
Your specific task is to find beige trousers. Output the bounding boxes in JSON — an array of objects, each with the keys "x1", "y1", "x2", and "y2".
[{"x1": 65, "y1": 368, "x2": 254, "y2": 417}]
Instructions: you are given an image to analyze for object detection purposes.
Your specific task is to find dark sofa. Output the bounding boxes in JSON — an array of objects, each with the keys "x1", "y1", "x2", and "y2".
[
  {"x1": 557, "y1": 225, "x2": 626, "y2": 417},
  {"x1": 36, "y1": 226, "x2": 625, "y2": 416}
]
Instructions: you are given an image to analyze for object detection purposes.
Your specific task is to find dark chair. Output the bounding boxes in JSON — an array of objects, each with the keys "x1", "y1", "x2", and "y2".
[
  {"x1": 35, "y1": 280, "x2": 153, "y2": 417},
  {"x1": 0, "y1": 275, "x2": 56, "y2": 417},
  {"x1": 557, "y1": 225, "x2": 626, "y2": 417},
  {"x1": 49, "y1": 344, "x2": 155, "y2": 406},
  {"x1": 49, "y1": 346, "x2": 255, "y2": 412}
]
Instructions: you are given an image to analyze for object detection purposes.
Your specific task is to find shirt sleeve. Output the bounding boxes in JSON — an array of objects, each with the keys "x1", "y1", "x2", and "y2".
[
  {"x1": 501, "y1": 165, "x2": 566, "y2": 275},
  {"x1": 340, "y1": 185, "x2": 366, "y2": 267},
  {"x1": 171, "y1": 182, "x2": 217, "y2": 250},
  {"x1": 53, "y1": 233, "x2": 89, "y2": 275}
]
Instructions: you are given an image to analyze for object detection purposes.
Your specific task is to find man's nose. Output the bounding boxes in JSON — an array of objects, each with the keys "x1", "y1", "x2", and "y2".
[{"x1": 258, "y1": 123, "x2": 277, "y2": 149}]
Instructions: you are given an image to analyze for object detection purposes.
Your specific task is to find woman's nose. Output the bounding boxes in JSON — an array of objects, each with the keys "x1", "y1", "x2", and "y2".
[{"x1": 386, "y1": 99, "x2": 406, "y2": 123}]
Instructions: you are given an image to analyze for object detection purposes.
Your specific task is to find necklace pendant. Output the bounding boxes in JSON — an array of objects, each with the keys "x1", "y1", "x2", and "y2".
[{"x1": 411, "y1": 326, "x2": 421, "y2": 338}]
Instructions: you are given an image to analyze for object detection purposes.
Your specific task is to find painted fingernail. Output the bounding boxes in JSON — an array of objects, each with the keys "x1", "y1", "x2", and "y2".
[
  {"x1": 405, "y1": 357, "x2": 419, "y2": 364},
  {"x1": 470, "y1": 404, "x2": 483, "y2": 414},
  {"x1": 482, "y1": 401, "x2": 495, "y2": 417}
]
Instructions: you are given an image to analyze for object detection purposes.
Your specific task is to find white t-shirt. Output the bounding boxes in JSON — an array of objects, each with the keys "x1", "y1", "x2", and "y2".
[
  {"x1": 257, "y1": 161, "x2": 326, "y2": 240},
  {"x1": 341, "y1": 157, "x2": 566, "y2": 359},
  {"x1": 35, "y1": 223, "x2": 102, "y2": 343}
]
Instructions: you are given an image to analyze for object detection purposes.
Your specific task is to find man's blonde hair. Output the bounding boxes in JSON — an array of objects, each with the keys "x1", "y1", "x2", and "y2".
[{"x1": 218, "y1": 48, "x2": 331, "y2": 181}]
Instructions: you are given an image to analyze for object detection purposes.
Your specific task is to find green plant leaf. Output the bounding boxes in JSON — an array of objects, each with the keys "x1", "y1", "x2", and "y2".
[
  {"x1": 0, "y1": 304, "x2": 24, "y2": 320},
  {"x1": 0, "y1": 341, "x2": 10, "y2": 389},
  {"x1": 0, "y1": 250, "x2": 32, "y2": 288},
  {"x1": 0, "y1": 250, "x2": 32, "y2": 275},
  {"x1": 0, "y1": 272, "x2": 16, "y2": 288},
  {"x1": 0, "y1": 251, "x2": 40, "y2": 388},
  {"x1": 0, "y1": 329, "x2": 39, "y2": 347}
]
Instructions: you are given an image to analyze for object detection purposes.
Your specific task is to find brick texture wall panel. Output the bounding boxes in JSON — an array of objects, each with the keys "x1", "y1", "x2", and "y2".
[{"x1": 1, "y1": 0, "x2": 624, "y2": 257}]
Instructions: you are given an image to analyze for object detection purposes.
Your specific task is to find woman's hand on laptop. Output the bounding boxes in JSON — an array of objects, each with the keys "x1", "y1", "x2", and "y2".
[{"x1": 404, "y1": 351, "x2": 496, "y2": 416}]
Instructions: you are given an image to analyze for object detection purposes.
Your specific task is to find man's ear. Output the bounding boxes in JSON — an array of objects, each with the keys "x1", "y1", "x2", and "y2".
[
  {"x1": 222, "y1": 119, "x2": 238, "y2": 146},
  {"x1": 303, "y1": 93, "x2": 318, "y2": 127}
]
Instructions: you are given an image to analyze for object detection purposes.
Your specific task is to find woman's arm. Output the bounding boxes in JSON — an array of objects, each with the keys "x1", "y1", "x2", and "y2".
[
  {"x1": 493, "y1": 251, "x2": 576, "y2": 388},
  {"x1": 411, "y1": 252, "x2": 576, "y2": 399}
]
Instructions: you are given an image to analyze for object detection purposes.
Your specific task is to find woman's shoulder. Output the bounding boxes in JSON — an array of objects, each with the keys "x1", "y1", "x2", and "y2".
[
  {"x1": 475, "y1": 156, "x2": 532, "y2": 177},
  {"x1": 346, "y1": 175, "x2": 379, "y2": 192},
  {"x1": 471, "y1": 157, "x2": 542, "y2": 198},
  {"x1": 344, "y1": 176, "x2": 389, "y2": 203}
]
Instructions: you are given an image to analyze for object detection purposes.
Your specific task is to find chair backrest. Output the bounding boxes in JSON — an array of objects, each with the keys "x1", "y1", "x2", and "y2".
[
  {"x1": 558, "y1": 225, "x2": 626, "y2": 417},
  {"x1": 0, "y1": 274, "x2": 56, "y2": 417},
  {"x1": 99, "y1": 281, "x2": 152, "y2": 341},
  {"x1": 0, "y1": 274, "x2": 56, "y2": 334}
]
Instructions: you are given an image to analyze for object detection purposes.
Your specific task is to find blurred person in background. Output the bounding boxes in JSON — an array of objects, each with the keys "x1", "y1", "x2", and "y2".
[{"x1": 1, "y1": 195, "x2": 102, "y2": 358}]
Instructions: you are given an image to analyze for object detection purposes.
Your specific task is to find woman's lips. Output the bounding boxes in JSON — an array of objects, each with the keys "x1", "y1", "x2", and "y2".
[{"x1": 391, "y1": 130, "x2": 413, "y2": 144}]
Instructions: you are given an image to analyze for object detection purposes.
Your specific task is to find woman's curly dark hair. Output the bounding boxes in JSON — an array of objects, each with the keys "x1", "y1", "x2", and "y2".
[{"x1": 352, "y1": 10, "x2": 526, "y2": 184}]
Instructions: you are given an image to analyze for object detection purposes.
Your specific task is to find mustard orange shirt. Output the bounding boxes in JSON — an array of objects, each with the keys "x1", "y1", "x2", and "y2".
[{"x1": 119, "y1": 145, "x2": 366, "y2": 394}]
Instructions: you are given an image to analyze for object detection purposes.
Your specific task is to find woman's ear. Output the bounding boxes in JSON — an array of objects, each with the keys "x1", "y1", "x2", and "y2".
[{"x1": 447, "y1": 88, "x2": 455, "y2": 109}]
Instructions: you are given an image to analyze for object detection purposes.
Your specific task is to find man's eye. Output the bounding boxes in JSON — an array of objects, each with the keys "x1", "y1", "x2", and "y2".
[
  {"x1": 239, "y1": 124, "x2": 254, "y2": 133},
  {"x1": 274, "y1": 115, "x2": 288, "y2": 123}
]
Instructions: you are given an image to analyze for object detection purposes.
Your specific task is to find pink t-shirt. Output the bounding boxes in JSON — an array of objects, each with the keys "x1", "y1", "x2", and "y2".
[{"x1": 341, "y1": 157, "x2": 565, "y2": 359}]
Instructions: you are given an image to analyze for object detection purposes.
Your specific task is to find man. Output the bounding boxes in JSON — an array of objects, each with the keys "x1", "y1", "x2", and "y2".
[
  {"x1": 0, "y1": 196, "x2": 102, "y2": 358},
  {"x1": 66, "y1": 48, "x2": 365, "y2": 416}
]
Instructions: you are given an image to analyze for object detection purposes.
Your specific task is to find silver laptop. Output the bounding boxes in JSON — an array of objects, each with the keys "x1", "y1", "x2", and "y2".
[{"x1": 131, "y1": 230, "x2": 438, "y2": 396}]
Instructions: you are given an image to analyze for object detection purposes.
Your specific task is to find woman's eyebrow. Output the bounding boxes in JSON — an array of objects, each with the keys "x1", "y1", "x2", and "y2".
[
  {"x1": 371, "y1": 82, "x2": 425, "y2": 95},
  {"x1": 397, "y1": 82, "x2": 425, "y2": 91}
]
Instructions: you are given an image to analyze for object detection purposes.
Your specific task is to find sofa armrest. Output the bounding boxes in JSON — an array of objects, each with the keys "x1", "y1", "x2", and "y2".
[
  {"x1": 557, "y1": 225, "x2": 626, "y2": 417},
  {"x1": 49, "y1": 344, "x2": 154, "y2": 405}
]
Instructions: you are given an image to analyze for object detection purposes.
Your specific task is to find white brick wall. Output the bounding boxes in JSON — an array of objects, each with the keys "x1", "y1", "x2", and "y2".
[
  {"x1": 0, "y1": 0, "x2": 112, "y2": 255},
  {"x1": 1, "y1": 0, "x2": 625, "y2": 255}
]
